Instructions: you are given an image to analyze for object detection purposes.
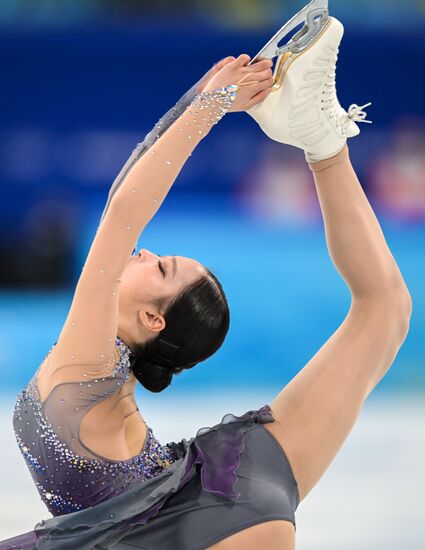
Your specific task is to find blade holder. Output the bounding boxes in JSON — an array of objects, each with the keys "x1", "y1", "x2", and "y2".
[{"x1": 249, "y1": 0, "x2": 329, "y2": 63}]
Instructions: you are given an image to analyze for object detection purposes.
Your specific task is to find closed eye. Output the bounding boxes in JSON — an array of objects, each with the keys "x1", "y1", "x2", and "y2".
[{"x1": 158, "y1": 256, "x2": 166, "y2": 278}]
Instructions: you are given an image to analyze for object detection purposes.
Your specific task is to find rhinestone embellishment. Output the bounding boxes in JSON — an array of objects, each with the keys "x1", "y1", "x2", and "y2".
[{"x1": 12, "y1": 337, "x2": 179, "y2": 516}]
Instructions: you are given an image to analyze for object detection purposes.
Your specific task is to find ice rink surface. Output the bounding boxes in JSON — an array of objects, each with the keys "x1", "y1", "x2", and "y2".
[{"x1": 0, "y1": 390, "x2": 424, "y2": 549}]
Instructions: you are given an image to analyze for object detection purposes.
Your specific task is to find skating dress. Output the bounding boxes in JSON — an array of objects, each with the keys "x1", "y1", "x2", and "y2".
[{"x1": 0, "y1": 336, "x2": 299, "y2": 549}]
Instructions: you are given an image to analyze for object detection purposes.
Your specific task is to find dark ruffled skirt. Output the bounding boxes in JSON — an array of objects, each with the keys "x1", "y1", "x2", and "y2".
[{"x1": 0, "y1": 404, "x2": 285, "y2": 550}]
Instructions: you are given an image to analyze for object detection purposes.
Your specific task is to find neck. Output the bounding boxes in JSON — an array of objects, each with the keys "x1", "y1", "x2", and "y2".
[{"x1": 117, "y1": 308, "x2": 149, "y2": 353}]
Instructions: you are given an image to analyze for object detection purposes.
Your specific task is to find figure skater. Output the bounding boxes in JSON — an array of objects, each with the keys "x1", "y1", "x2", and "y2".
[{"x1": 0, "y1": 15, "x2": 411, "y2": 550}]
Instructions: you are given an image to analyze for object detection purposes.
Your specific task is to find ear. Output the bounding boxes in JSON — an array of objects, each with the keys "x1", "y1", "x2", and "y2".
[{"x1": 139, "y1": 309, "x2": 166, "y2": 332}]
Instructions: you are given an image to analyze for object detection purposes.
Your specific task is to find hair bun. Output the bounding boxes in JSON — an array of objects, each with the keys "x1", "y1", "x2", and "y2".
[{"x1": 131, "y1": 356, "x2": 173, "y2": 393}]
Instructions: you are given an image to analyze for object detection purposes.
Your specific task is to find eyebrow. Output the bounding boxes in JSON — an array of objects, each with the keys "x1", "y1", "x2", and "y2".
[{"x1": 171, "y1": 256, "x2": 177, "y2": 279}]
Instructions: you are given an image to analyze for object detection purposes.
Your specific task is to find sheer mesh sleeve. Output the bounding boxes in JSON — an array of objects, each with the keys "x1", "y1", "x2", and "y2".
[{"x1": 98, "y1": 79, "x2": 200, "y2": 226}]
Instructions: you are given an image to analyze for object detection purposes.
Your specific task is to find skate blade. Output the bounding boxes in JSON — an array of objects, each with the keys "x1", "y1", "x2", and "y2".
[
  {"x1": 271, "y1": 15, "x2": 332, "y2": 92},
  {"x1": 249, "y1": 0, "x2": 329, "y2": 64}
]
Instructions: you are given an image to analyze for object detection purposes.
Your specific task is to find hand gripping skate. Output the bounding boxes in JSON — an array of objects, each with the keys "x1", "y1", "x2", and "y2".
[{"x1": 247, "y1": 0, "x2": 372, "y2": 162}]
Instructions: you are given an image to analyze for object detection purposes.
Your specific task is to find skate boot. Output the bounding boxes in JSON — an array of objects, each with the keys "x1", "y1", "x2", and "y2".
[{"x1": 247, "y1": 16, "x2": 372, "y2": 162}]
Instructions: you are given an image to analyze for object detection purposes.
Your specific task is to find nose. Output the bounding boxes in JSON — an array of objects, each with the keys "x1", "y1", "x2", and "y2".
[{"x1": 138, "y1": 248, "x2": 156, "y2": 260}]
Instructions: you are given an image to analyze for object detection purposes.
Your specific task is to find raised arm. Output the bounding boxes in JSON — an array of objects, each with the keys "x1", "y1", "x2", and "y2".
[
  {"x1": 98, "y1": 56, "x2": 238, "y2": 227},
  {"x1": 47, "y1": 55, "x2": 273, "y2": 380}
]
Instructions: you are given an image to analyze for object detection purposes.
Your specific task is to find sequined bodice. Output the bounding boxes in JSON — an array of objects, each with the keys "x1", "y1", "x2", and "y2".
[{"x1": 13, "y1": 336, "x2": 180, "y2": 516}]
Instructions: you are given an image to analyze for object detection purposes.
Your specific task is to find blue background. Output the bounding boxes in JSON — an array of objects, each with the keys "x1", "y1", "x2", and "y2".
[{"x1": 1, "y1": 3, "x2": 424, "y2": 394}]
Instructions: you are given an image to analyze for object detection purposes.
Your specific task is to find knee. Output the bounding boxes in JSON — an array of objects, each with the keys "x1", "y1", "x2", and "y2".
[
  {"x1": 362, "y1": 278, "x2": 412, "y2": 340},
  {"x1": 399, "y1": 290, "x2": 412, "y2": 338},
  {"x1": 389, "y1": 281, "x2": 412, "y2": 340}
]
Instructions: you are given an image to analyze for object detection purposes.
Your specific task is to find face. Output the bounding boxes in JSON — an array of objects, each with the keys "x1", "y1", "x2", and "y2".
[{"x1": 119, "y1": 248, "x2": 207, "y2": 333}]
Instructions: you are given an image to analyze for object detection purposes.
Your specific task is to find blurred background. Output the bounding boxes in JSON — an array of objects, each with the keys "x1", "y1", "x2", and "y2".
[{"x1": 0, "y1": 0, "x2": 424, "y2": 548}]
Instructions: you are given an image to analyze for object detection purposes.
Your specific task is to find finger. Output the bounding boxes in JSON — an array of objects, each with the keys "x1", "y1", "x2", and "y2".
[
  {"x1": 214, "y1": 56, "x2": 236, "y2": 71},
  {"x1": 208, "y1": 56, "x2": 235, "y2": 79},
  {"x1": 246, "y1": 58, "x2": 273, "y2": 71},
  {"x1": 248, "y1": 68, "x2": 273, "y2": 82},
  {"x1": 244, "y1": 87, "x2": 273, "y2": 110},
  {"x1": 233, "y1": 53, "x2": 251, "y2": 66},
  {"x1": 237, "y1": 69, "x2": 273, "y2": 87},
  {"x1": 249, "y1": 77, "x2": 274, "y2": 95}
]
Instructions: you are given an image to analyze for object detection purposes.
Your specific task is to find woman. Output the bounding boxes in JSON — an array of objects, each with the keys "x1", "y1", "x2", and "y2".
[{"x1": 1, "y1": 16, "x2": 412, "y2": 550}]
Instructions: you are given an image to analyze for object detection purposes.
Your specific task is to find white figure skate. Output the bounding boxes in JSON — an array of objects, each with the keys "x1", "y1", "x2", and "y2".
[{"x1": 247, "y1": 1, "x2": 372, "y2": 162}]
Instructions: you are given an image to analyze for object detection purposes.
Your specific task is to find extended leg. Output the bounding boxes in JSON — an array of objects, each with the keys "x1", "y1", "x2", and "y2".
[
  {"x1": 308, "y1": 144, "x2": 409, "y2": 301},
  {"x1": 263, "y1": 145, "x2": 412, "y2": 502}
]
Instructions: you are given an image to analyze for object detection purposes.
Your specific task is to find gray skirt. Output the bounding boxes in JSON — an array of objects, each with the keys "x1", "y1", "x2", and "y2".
[{"x1": 0, "y1": 404, "x2": 300, "y2": 550}]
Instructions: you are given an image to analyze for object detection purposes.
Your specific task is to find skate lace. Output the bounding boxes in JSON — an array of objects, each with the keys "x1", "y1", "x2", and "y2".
[{"x1": 322, "y1": 50, "x2": 372, "y2": 133}]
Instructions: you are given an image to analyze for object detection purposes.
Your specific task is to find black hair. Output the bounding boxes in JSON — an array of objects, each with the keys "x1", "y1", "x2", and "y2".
[{"x1": 129, "y1": 269, "x2": 230, "y2": 393}]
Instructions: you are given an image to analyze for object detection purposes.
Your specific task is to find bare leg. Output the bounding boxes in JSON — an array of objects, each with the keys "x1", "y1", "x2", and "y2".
[
  {"x1": 308, "y1": 144, "x2": 409, "y2": 301},
  {"x1": 202, "y1": 144, "x2": 413, "y2": 550},
  {"x1": 262, "y1": 144, "x2": 412, "y2": 503}
]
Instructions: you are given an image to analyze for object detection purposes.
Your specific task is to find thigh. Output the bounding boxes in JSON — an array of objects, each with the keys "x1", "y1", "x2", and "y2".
[
  {"x1": 264, "y1": 300, "x2": 406, "y2": 502},
  {"x1": 206, "y1": 519, "x2": 295, "y2": 550}
]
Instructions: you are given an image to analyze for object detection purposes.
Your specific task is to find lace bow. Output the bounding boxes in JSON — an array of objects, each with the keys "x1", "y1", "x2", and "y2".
[{"x1": 347, "y1": 102, "x2": 373, "y2": 124}]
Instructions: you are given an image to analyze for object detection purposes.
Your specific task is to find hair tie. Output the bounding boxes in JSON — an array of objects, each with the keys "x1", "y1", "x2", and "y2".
[{"x1": 158, "y1": 338, "x2": 181, "y2": 349}]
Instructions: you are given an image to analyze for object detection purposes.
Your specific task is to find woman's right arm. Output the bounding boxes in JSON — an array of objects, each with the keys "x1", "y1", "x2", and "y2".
[
  {"x1": 48, "y1": 55, "x2": 273, "y2": 377},
  {"x1": 98, "y1": 56, "x2": 237, "y2": 227},
  {"x1": 108, "y1": 54, "x2": 273, "y2": 232}
]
